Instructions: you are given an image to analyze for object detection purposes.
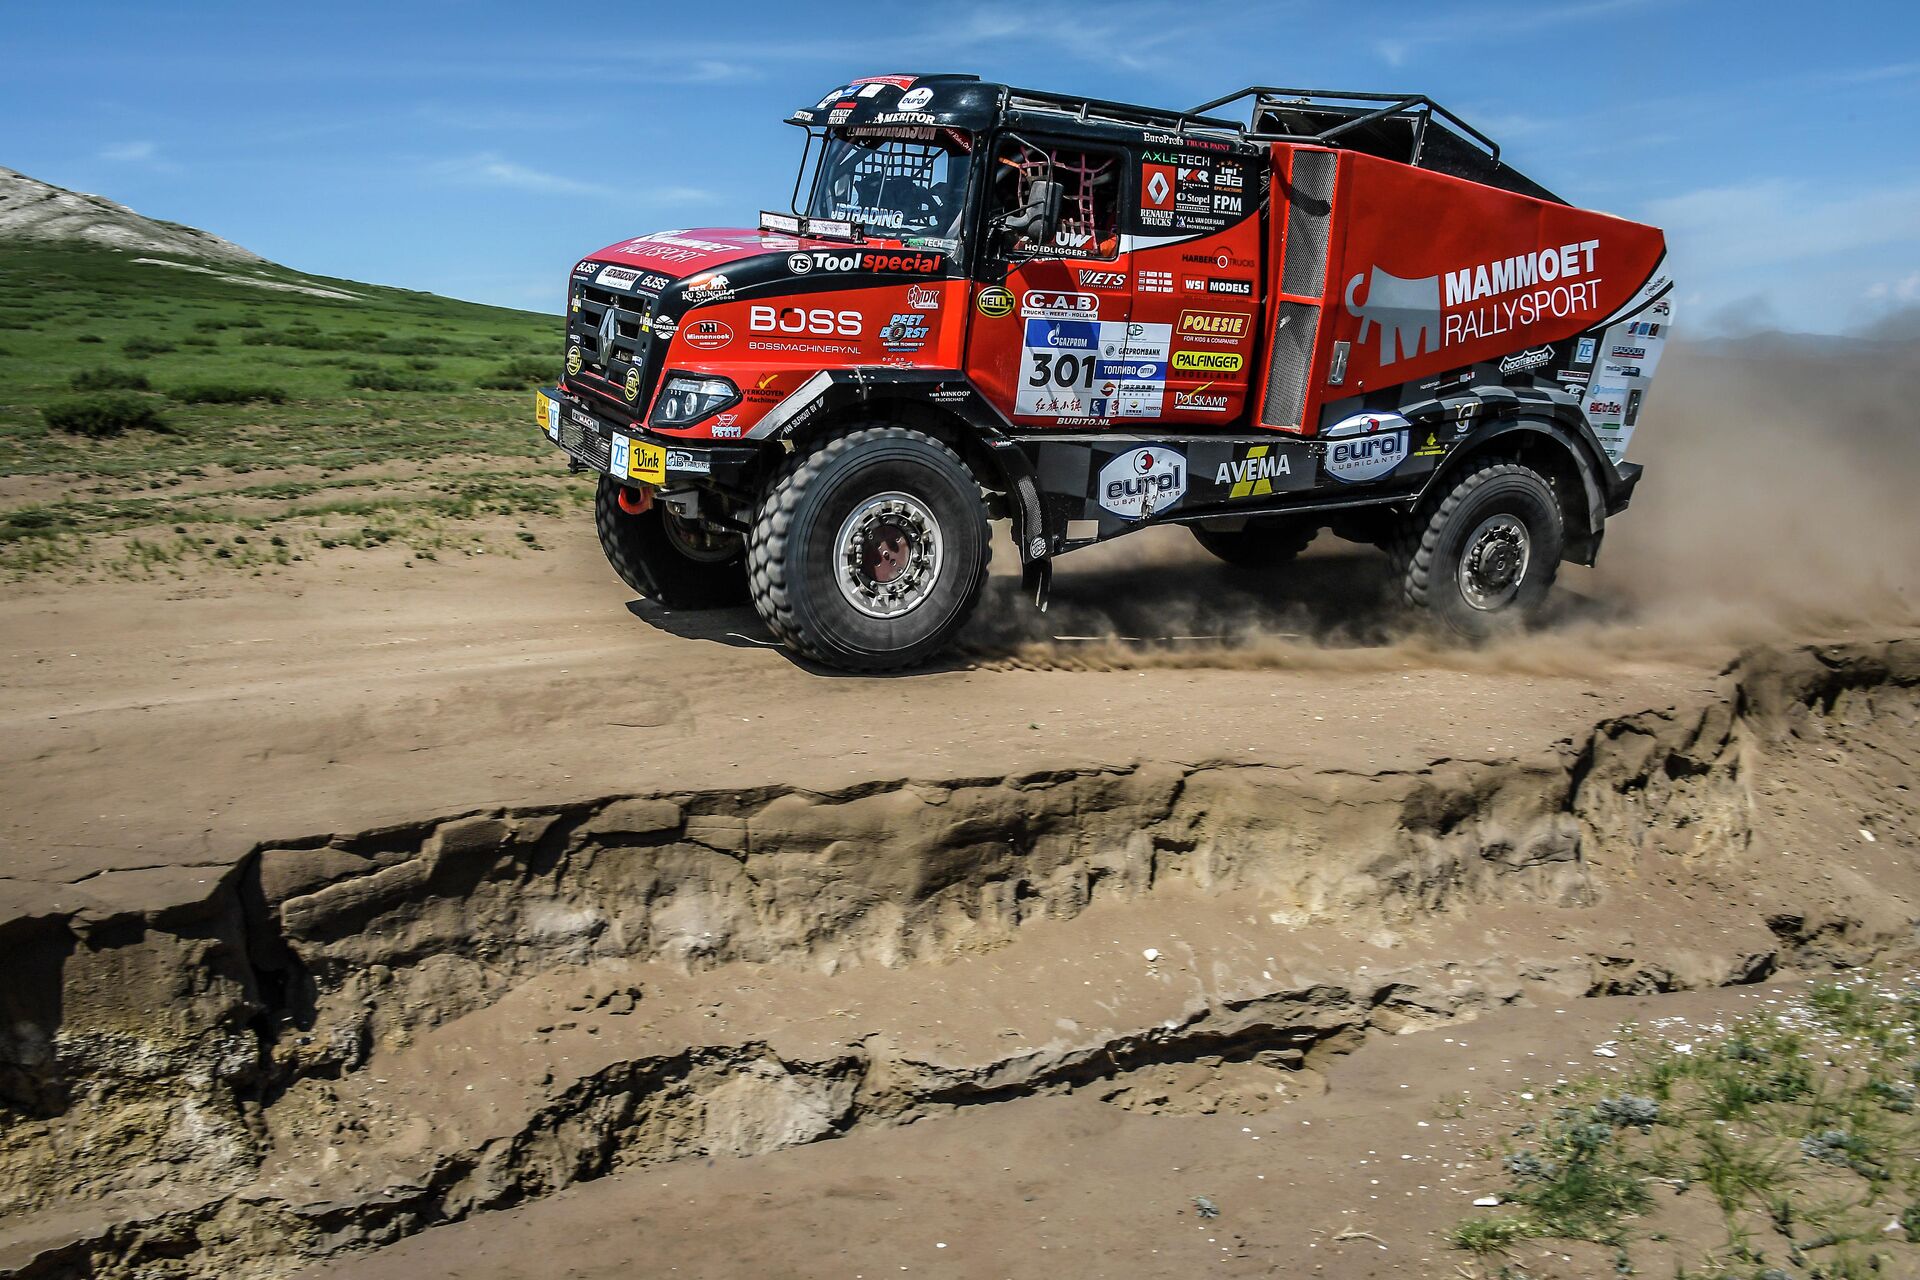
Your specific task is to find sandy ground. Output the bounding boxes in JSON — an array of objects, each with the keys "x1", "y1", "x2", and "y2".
[
  {"x1": 5, "y1": 338, "x2": 1919, "y2": 1278},
  {"x1": 0, "y1": 525, "x2": 1732, "y2": 914},
  {"x1": 300, "y1": 980, "x2": 1856, "y2": 1280}
]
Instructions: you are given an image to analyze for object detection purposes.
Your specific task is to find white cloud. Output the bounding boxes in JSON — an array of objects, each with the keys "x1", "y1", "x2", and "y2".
[
  {"x1": 430, "y1": 153, "x2": 718, "y2": 207},
  {"x1": 1373, "y1": 0, "x2": 1664, "y2": 68},
  {"x1": 99, "y1": 140, "x2": 179, "y2": 171},
  {"x1": 1866, "y1": 272, "x2": 1920, "y2": 304}
]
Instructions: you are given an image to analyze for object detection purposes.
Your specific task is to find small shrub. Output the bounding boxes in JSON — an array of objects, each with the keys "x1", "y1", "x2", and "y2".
[
  {"x1": 168, "y1": 382, "x2": 289, "y2": 405},
  {"x1": 179, "y1": 334, "x2": 217, "y2": 347},
  {"x1": 77, "y1": 333, "x2": 105, "y2": 343},
  {"x1": 123, "y1": 335, "x2": 177, "y2": 359},
  {"x1": 348, "y1": 370, "x2": 452, "y2": 392},
  {"x1": 69, "y1": 367, "x2": 151, "y2": 392},
  {"x1": 192, "y1": 317, "x2": 229, "y2": 332},
  {"x1": 41, "y1": 394, "x2": 172, "y2": 437}
]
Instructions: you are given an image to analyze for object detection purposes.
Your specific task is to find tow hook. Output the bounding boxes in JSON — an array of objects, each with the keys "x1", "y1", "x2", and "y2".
[{"x1": 616, "y1": 484, "x2": 654, "y2": 516}]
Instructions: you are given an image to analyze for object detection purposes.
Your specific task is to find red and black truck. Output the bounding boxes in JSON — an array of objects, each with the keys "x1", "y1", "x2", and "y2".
[{"x1": 538, "y1": 76, "x2": 1673, "y2": 670}]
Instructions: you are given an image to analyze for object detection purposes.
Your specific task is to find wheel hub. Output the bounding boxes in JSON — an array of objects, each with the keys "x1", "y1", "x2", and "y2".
[
  {"x1": 835, "y1": 492, "x2": 943, "y2": 619},
  {"x1": 1457, "y1": 514, "x2": 1531, "y2": 611}
]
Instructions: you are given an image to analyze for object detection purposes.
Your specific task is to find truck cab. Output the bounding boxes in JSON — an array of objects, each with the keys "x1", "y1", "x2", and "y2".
[{"x1": 538, "y1": 75, "x2": 1675, "y2": 671}]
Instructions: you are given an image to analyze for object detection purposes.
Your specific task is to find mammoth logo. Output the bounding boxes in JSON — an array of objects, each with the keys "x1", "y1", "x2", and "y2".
[{"x1": 1344, "y1": 266, "x2": 1441, "y2": 366}]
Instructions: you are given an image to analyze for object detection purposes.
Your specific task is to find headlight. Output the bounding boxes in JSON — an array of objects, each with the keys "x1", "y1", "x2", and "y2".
[{"x1": 651, "y1": 375, "x2": 737, "y2": 427}]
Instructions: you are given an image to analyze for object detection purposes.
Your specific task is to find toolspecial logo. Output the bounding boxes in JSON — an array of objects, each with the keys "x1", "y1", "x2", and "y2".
[
  {"x1": 1216, "y1": 444, "x2": 1293, "y2": 498},
  {"x1": 1172, "y1": 350, "x2": 1242, "y2": 373},
  {"x1": 790, "y1": 248, "x2": 944, "y2": 275},
  {"x1": 1098, "y1": 446, "x2": 1187, "y2": 520}
]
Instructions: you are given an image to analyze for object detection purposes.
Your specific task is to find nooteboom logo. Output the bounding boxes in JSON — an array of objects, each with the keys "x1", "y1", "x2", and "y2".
[{"x1": 1098, "y1": 446, "x2": 1187, "y2": 520}]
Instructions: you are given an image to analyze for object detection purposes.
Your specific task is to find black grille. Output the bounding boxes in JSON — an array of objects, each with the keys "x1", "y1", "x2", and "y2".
[
  {"x1": 559, "y1": 413, "x2": 612, "y2": 473},
  {"x1": 565, "y1": 280, "x2": 659, "y2": 413}
]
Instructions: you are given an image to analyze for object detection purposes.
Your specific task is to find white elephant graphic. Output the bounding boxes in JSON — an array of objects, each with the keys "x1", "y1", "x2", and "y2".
[{"x1": 1344, "y1": 266, "x2": 1441, "y2": 366}]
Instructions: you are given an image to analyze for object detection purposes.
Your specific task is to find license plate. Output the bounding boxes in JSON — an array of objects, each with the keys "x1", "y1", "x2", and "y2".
[
  {"x1": 609, "y1": 435, "x2": 665, "y2": 484},
  {"x1": 534, "y1": 390, "x2": 561, "y2": 441}
]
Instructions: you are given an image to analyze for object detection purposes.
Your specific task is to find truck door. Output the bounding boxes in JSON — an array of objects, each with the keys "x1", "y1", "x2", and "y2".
[
  {"x1": 1124, "y1": 146, "x2": 1265, "y2": 424},
  {"x1": 965, "y1": 136, "x2": 1132, "y2": 427}
]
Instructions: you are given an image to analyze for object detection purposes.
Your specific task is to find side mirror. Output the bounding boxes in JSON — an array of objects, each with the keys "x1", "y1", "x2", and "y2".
[
  {"x1": 1024, "y1": 179, "x2": 1064, "y2": 251},
  {"x1": 1002, "y1": 179, "x2": 1065, "y2": 252}
]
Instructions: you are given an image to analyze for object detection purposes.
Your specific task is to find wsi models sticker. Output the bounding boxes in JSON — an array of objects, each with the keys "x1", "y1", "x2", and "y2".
[
  {"x1": 1098, "y1": 446, "x2": 1187, "y2": 520},
  {"x1": 1322, "y1": 411, "x2": 1412, "y2": 484}
]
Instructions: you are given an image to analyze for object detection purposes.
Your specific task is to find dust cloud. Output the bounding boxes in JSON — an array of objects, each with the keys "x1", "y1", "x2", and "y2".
[{"x1": 959, "y1": 328, "x2": 1920, "y2": 675}]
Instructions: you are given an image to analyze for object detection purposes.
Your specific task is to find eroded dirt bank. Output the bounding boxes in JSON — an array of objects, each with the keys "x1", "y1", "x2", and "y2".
[{"x1": 0, "y1": 638, "x2": 1914, "y2": 1278}]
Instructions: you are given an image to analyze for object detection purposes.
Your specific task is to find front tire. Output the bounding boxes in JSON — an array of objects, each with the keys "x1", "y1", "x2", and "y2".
[
  {"x1": 1400, "y1": 458, "x2": 1564, "y2": 637},
  {"x1": 748, "y1": 426, "x2": 989, "y2": 672},
  {"x1": 594, "y1": 475, "x2": 748, "y2": 609}
]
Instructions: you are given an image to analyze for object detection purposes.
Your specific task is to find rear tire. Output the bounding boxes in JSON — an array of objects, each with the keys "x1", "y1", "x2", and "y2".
[
  {"x1": 1191, "y1": 518, "x2": 1318, "y2": 567},
  {"x1": 594, "y1": 475, "x2": 748, "y2": 609},
  {"x1": 748, "y1": 426, "x2": 989, "y2": 671},
  {"x1": 1400, "y1": 458, "x2": 1563, "y2": 637}
]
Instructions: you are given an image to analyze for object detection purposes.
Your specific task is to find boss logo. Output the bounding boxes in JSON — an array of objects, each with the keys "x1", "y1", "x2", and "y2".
[{"x1": 748, "y1": 305, "x2": 862, "y2": 336}]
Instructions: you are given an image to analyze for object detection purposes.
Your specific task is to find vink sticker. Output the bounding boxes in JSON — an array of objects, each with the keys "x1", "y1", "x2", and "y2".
[{"x1": 1098, "y1": 446, "x2": 1187, "y2": 520}]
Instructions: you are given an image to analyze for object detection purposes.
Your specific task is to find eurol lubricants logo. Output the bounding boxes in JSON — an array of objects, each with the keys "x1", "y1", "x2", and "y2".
[
  {"x1": 1098, "y1": 446, "x2": 1187, "y2": 520},
  {"x1": 1322, "y1": 412, "x2": 1411, "y2": 483}
]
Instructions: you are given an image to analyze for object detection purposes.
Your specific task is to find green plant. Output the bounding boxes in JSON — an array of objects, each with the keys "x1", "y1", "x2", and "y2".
[
  {"x1": 41, "y1": 394, "x2": 172, "y2": 437},
  {"x1": 168, "y1": 383, "x2": 289, "y2": 405},
  {"x1": 68, "y1": 367, "x2": 151, "y2": 392},
  {"x1": 122, "y1": 335, "x2": 177, "y2": 358},
  {"x1": 348, "y1": 369, "x2": 452, "y2": 392}
]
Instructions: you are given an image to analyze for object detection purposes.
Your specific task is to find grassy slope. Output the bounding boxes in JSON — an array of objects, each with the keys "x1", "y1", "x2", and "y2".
[{"x1": 0, "y1": 244, "x2": 578, "y2": 577}]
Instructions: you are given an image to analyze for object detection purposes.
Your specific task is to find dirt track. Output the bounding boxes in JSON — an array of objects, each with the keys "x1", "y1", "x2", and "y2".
[
  {"x1": 4, "y1": 339, "x2": 1920, "y2": 1277},
  {"x1": 0, "y1": 526, "x2": 1739, "y2": 915}
]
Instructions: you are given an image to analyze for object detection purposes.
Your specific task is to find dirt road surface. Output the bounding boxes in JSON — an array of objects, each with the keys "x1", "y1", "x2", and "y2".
[{"x1": 0, "y1": 527, "x2": 1735, "y2": 917}]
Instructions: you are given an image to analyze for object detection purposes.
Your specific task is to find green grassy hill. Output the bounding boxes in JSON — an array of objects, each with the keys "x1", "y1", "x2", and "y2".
[{"x1": 0, "y1": 243, "x2": 576, "y2": 578}]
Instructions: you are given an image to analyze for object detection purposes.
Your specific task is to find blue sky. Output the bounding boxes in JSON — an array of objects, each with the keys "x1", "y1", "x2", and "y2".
[{"x1": 6, "y1": 0, "x2": 1919, "y2": 333}]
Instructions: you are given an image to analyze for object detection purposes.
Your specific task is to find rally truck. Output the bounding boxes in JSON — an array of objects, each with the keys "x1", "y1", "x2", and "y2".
[{"x1": 536, "y1": 76, "x2": 1673, "y2": 671}]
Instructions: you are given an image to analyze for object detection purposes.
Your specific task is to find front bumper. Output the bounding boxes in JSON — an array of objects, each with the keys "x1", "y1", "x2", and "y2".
[{"x1": 534, "y1": 386, "x2": 757, "y2": 488}]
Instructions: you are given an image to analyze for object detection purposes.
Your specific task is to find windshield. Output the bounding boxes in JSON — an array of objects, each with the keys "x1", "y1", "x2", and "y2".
[{"x1": 802, "y1": 128, "x2": 973, "y2": 241}]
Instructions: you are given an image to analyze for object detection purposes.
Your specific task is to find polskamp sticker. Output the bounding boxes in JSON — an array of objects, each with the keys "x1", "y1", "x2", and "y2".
[{"x1": 1098, "y1": 446, "x2": 1187, "y2": 520}]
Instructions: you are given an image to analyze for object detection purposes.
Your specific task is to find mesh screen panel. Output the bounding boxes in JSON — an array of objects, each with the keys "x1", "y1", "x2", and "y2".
[
  {"x1": 1280, "y1": 150, "x2": 1336, "y2": 298},
  {"x1": 1260, "y1": 302, "x2": 1320, "y2": 429}
]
